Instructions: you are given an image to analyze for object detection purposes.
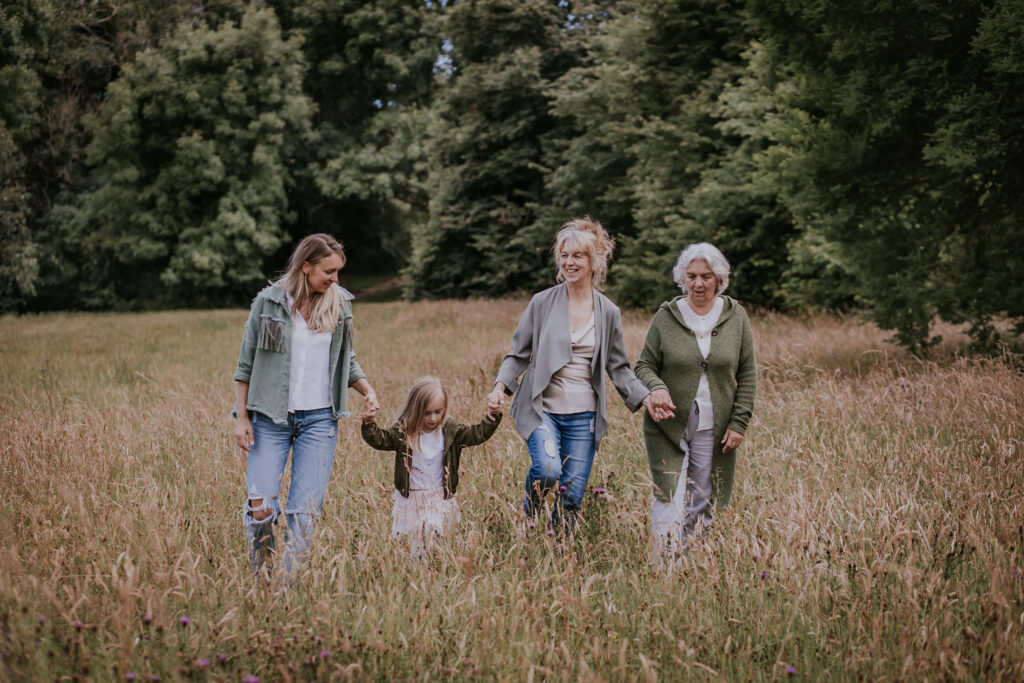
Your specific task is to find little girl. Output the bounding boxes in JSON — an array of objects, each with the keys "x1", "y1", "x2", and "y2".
[{"x1": 361, "y1": 376, "x2": 502, "y2": 559}]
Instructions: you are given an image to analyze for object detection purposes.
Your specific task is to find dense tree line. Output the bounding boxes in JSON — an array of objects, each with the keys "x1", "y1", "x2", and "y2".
[{"x1": 1, "y1": 0, "x2": 1021, "y2": 348}]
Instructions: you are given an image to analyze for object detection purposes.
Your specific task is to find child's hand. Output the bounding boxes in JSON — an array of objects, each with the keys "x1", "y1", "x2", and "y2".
[
  {"x1": 487, "y1": 402, "x2": 503, "y2": 420},
  {"x1": 361, "y1": 405, "x2": 378, "y2": 424}
]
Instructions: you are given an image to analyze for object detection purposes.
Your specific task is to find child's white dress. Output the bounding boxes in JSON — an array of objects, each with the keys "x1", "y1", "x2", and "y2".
[{"x1": 391, "y1": 428, "x2": 460, "y2": 559}]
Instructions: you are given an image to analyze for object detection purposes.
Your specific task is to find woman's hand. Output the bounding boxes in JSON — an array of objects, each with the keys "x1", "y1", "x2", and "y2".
[
  {"x1": 234, "y1": 414, "x2": 254, "y2": 453},
  {"x1": 361, "y1": 390, "x2": 380, "y2": 424},
  {"x1": 643, "y1": 389, "x2": 676, "y2": 422},
  {"x1": 721, "y1": 428, "x2": 744, "y2": 453},
  {"x1": 486, "y1": 382, "x2": 507, "y2": 416}
]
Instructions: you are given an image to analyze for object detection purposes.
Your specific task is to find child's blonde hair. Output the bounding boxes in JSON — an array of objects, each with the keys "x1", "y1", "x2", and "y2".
[{"x1": 397, "y1": 376, "x2": 449, "y2": 452}]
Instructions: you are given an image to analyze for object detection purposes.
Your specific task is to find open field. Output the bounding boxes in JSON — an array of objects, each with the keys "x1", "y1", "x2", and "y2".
[{"x1": 1, "y1": 300, "x2": 1022, "y2": 681}]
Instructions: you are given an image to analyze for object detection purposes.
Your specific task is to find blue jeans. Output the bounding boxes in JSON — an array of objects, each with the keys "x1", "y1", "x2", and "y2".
[
  {"x1": 244, "y1": 408, "x2": 338, "y2": 576},
  {"x1": 523, "y1": 411, "x2": 596, "y2": 530}
]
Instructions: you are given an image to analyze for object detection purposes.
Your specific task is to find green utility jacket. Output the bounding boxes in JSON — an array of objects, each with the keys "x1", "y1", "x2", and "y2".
[
  {"x1": 361, "y1": 414, "x2": 502, "y2": 499},
  {"x1": 634, "y1": 295, "x2": 757, "y2": 504},
  {"x1": 234, "y1": 283, "x2": 365, "y2": 424}
]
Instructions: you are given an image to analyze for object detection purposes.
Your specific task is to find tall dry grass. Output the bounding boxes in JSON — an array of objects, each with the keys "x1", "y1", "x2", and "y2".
[{"x1": 0, "y1": 302, "x2": 1021, "y2": 681}]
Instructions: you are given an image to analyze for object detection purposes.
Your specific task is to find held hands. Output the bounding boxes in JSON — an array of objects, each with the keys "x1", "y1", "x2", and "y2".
[
  {"x1": 721, "y1": 428, "x2": 743, "y2": 453},
  {"x1": 361, "y1": 390, "x2": 380, "y2": 424},
  {"x1": 643, "y1": 389, "x2": 676, "y2": 422},
  {"x1": 486, "y1": 383, "x2": 506, "y2": 419}
]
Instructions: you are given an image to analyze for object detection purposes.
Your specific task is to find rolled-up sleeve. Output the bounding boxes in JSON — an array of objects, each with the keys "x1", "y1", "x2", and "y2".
[{"x1": 233, "y1": 297, "x2": 260, "y2": 383}]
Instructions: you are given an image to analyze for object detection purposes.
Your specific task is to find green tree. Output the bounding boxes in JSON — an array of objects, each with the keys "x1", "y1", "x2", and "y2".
[
  {"x1": 266, "y1": 0, "x2": 443, "y2": 274},
  {"x1": 407, "y1": 0, "x2": 583, "y2": 298},
  {"x1": 545, "y1": 0, "x2": 763, "y2": 308},
  {"x1": 59, "y1": 6, "x2": 313, "y2": 308},
  {"x1": 749, "y1": 0, "x2": 1024, "y2": 348}
]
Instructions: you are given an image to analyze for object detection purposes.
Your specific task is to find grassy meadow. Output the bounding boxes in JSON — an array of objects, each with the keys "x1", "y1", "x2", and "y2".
[{"x1": 1, "y1": 300, "x2": 1022, "y2": 681}]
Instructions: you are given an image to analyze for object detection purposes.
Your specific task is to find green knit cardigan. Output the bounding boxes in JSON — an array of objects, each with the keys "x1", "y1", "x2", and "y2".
[{"x1": 634, "y1": 295, "x2": 757, "y2": 504}]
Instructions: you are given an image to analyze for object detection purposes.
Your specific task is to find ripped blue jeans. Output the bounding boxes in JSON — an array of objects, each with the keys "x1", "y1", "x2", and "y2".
[
  {"x1": 244, "y1": 408, "x2": 338, "y2": 576},
  {"x1": 523, "y1": 411, "x2": 596, "y2": 529}
]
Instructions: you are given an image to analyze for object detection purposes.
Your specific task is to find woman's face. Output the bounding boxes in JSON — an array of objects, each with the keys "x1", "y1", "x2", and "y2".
[
  {"x1": 302, "y1": 253, "x2": 344, "y2": 294},
  {"x1": 422, "y1": 393, "x2": 446, "y2": 432},
  {"x1": 559, "y1": 242, "x2": 593, "y2": 286},
  {"x1": 683, "y1": 258, "x2": 718, "y2": 306}
]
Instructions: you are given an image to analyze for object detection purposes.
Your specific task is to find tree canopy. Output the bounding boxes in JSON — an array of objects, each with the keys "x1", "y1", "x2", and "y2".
[{"x1": 2, "y1": 0, "x2": 1021, "y2": 347}]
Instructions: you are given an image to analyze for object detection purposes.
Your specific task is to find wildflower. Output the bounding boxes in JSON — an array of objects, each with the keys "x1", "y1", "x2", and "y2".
[
  {"x1": 125, "y1": 674, "x2": 137, "y2": 681},
  {"x1": 528, "y1": 521, "x2": 535, "y2": 529},
  {"x1": 786, "y1": 665, "x2": 797, "y2": 675},
  {"x1": 546, "y1": 529, "x2": 554, "y2": 536},
  {"x1": 74, "y1": 622, "x2": 83, "y2": 632},
  {"x1": 178, "y1": 616, "x2": 191, "y2": 627},
  {"x1": 241, "y1": 676, "x2": 260, "y2": 683},
  {"x1": 143, "y1": 614, "x2": 153, "y2": 624},
  {"x1": 216, "y1": 653, "x2": 227, "y2": 664},
  {"x1": 760, "y1": 571, "x2": 766, "y2": 579},
  {"x1": 149, "y1": 676, "x2": 160, "y2": 682},
  {"x1": 197, "y1": 659, "x2": 209, "y2": 668},
  {"x1": 38, "y1": 616, "x2": 46, "y2": 623},
  {"x1": 592, "y1": 487, "x2": 606, "y2": 494},
  {"x1": 559, "y1": 485, "x2": 567, "y2": 492},
  {"x1": 319, "y1": 649, "x2": 331, "y2": 660}
]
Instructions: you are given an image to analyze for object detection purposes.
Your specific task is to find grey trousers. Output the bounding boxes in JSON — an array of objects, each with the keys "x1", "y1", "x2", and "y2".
[{"x1": 651, "y1": 402, "x2": 714, "y2": 565}]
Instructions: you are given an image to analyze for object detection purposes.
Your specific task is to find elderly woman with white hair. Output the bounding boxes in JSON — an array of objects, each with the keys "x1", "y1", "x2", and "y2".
[
  {"x1": 487, "y1": 217, "x2": 670, "y2": 534},
  {"x1": 634, "y1": 242, "x2": 757, "y2": 566}
]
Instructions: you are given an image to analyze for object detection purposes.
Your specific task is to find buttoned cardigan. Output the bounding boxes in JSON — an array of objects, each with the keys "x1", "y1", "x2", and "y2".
[{"x1": 634, "y1": 295, "x2": 757, "y2": 503}]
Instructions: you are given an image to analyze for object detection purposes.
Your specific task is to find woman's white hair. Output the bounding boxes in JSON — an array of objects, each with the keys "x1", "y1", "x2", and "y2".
[{"x1": 673, "y1": 242, "x2": 730, "y2": 295}]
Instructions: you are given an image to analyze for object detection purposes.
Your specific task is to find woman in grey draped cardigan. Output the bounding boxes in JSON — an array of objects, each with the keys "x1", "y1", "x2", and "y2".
[{"x1": 487, "y1": 218, "x2": 673, "y2": 532}]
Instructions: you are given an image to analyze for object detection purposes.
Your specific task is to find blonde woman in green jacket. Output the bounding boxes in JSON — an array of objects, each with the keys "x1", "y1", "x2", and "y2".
[
  {"x1": 233, "y1": 234, "x2": 380, "y2": 578},
  {"x1": 634, "y1": 243, "x2": 757, "y2": 567}
]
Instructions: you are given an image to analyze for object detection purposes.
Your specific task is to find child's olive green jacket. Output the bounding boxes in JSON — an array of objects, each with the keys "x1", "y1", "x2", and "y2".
[
  {"x1": 634, "y1": 295, "x2": 757, "y2": 504},
  {"x1": 234, "y1": 283, "x2": 365, "y2": 425},
  {"x1": 361, "y1": 414, "x2": 502, "y2": 499}
]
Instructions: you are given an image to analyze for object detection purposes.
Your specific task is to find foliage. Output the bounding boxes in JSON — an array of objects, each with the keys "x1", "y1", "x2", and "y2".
[
  {"x1": 405, "y1": 0, "x2": 583, "y2": 298},
  {"x1": 266, "y1": 0, "x2": 443, "y2": 273},
  {"x1": 59, "y1": 6, "x2": 313, "y2": 308},
  {"x1": 747, "y1": 0, "x2": 1024, "y2": 348}
]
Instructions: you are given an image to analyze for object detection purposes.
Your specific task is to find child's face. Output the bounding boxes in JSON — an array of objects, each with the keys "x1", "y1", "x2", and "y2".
[{"x1": 422, "y1": 394, "x2": 446, "y2": 432}]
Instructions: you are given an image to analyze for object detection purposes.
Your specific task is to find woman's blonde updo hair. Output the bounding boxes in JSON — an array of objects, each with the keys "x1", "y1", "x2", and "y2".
[
  {"x1": 279, "y1": 233, "x2": 347, "y2": 334},
  {"x1": 553, "y1": 216, "x2": 615, "y2": 290}
]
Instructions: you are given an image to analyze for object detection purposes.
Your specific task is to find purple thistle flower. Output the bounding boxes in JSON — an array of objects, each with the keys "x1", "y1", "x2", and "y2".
[
  {"x1": 241, "y1": 676, "x2": 260, "y2": 683},
  {"x1": 197, "y1": 659, "x2": 209, "y2": 668},
  {"x1": 150, "y1": 676, "x2": 160, "y2": 682},
  {"x1": 546, "y1": 529, "x2": 554, "y2": 536},
  {"x1": 559, "y1": 485, "x2": 567, "y2": 492},
  {"x1": 760, "y1": 571, "x2": 766, "y2": 579},
  {"x1": 125, "y1": 674, "x2": 137, "y2": 681},
  {"x1": 74, "y1": 622, "x2": 83, "y2": 632},
  {"x1": 592, "y1": 487, "x2": 606, "y2": 494},
  {"x1": 178, "y1": 616, "x2": 191, "y2": 626},
  {"x1": 216, "y1": 653, "x2": 227, "y2": 664},
  {"x1": 786, "y1": 665, "x2": 797, "y2": 675},
  {"x1": 143, "y1": 614, "x2": 153, "y2": 624},
  {"x1": 319, "y1": 649, "x2": 331, "y2": 659},
  {"x1": 38, "y1": 615, "x2": 46, "y2": 623},
  {"x1": 527, "y1": 521, "x2": 535, "y2": 528}
]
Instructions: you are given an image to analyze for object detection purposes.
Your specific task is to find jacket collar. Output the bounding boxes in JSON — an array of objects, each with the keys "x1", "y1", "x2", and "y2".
[
  {"x1": 661, "y1": 294, "x2": 736, "y2": 330},
  {"x1": 262, "y1": 282, "x2": 354, "y2": 309}
]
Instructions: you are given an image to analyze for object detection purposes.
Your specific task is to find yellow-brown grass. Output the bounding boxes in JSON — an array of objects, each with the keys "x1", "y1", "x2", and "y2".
[{"x1": 0, "y1": 302, "x2": 1021, "y2": 681}]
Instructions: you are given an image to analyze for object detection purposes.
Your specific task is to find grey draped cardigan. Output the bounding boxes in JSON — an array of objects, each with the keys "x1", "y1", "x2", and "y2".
[{"x1": 494, "y1": 283, "x2": 650, "y2": 450}]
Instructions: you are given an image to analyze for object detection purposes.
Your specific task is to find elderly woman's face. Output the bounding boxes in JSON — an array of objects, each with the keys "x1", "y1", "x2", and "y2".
[{"x1": 683, "y1": 259, "x2": 718, "y2": 306}]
